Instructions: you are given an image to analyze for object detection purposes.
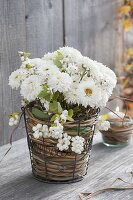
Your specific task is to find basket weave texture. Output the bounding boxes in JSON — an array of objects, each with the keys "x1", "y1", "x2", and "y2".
[{"x1": 24, "y1": 106, "x2": 98, "y2": 183}]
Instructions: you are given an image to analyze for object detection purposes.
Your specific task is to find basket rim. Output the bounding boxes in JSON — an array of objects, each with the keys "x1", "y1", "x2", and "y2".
[{"x1": 23, "y1": 104, "x2": 99, "y2": 128}]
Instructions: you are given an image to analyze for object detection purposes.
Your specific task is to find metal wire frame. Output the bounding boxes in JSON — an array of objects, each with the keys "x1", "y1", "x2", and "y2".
[{"x1": 22, "y1": 106, "x2": 100, "y2": 184}]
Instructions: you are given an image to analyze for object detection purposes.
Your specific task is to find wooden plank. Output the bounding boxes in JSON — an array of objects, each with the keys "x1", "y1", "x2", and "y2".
[
  {"x1": 0, "y1": 0, "x2": 125, "y2": 146},
  {"x1": 64, "y1": 0, "x2": 124, "y2": 70},
  {"x1": 114, "y1": 0, "x2": 124, "y2": 77},
  {"x1": 25, "y1": 0, "x2": 63, "y2": 58},
  {"x1": 0, "y1": 0, "x2": 63, "y2": 146},
  {"x1": 0, "y1": 135, "x2": 133, "y2": 200},
  {"x1": 0, "y1": 0, "x2": 26, "y2": 146}
]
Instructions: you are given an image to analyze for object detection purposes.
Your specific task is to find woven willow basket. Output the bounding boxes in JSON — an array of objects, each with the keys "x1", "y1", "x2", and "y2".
[{"x1": 23, "y1": 105, "x2": 99, "y2": 183}]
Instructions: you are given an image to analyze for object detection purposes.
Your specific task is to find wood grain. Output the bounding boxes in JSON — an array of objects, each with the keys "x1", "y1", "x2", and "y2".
[
  {"x1": 64, "y1": 0, "x2": 123, "y2": 70},
  {"x1": 0, "y1": 0, "x2": 125, "y2": 145},
  {"x1": 0, "y1": 0, "x2": 26, "y2": 146},
  {"x1": 0, "y1": 0, "x2": 63, "y2": 146},
  {"x1": 0, "y1": 134, "x2": 133, "y2": 200},
  {"x1": 25, "y1": 0, "x2": 63, "y2": 57}
]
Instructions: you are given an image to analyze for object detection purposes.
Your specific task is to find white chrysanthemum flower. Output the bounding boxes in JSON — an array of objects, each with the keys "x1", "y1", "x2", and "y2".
[
  {"x1": 64, "y1": 83, "x2": 80, "y2": 105},
  {"x1": 71, "y1": 136, "x2": 85, "y2": 154},
  {"x1": 9, "y1": 69, "x2": 27, "y2": 89},
  {"x1": 66, "y1": 63, "x2": 79, "y2": 75},
  {"x1": 90, "y1": 60, "x2": 117, "y2": 91},
  {"x1": 37, "y1": 60, "x2": 60, "y2": 80},
  {"x1": 96, "y1": 119, "x2": 110, "y2": 131},
  {"x1": 43, "y1": 47, "x2": 82, "y2": 64},
  {"x1": 20, "y1": 75, "x2": 43, "y2": 101},
  {"x1": 9, "y1": 47, "x2": 117, "y2": 135},
  {"x1": 77, "y1": 78, "x2": 102, "y2": 108},
  {"x1": 65, "y1": 63, "x2": 82, "y2": 83},
  {"x1": 80, "y1": 56, "x2": 99, "y2": 75},
  {"x1": 79, "y1": 57, "x2": 117, "y2": 95},
  {"x1": 21, "y1": 99, "x2": 29, "y2": 107},
  {"x1": 98, "y1": 94, "x2": 109, "y2": 108},
  {"x1": 29, "y1": 58, "x2": 43, "y2": 67},
  {"x1": 59, "y1": 47, "x2": 82, "y2": 61},
  {"x1": 97, "y1": 61, "x2": 116, "y2": 80},
  {"x1": 49, "y1": 123, "x2": 63, "y2": 139},
  {"x1": 57, "y1": 133, "x2": 71, "y2": 151},
  {"x1": 20, "y1": 58, "x2": 44, "y2": 76},
  {"x1": 42, "y1": 51, "x2": 57, "y2": 60},
  {"x1": 21, "y1": 58, "x2": 43, "y2": 69},
  {"x1": 48, "y1": 72, "x2": 73, "y2": 93}
]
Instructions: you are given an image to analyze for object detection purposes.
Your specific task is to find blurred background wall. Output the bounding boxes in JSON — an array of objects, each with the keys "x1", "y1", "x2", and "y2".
[{"x1": 0, "y1": 0, "x2": 123, "y2": 146}]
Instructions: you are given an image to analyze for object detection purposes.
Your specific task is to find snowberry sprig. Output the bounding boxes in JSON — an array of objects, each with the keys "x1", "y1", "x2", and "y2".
[
  {"x1": 96, "y1": 116, "x2": 110, "y2": 131},
  {"x1": 71, "y1": 136, "x2": 85, "y2": 154},
  {"x1": 49, "y1": 122, "x2": 63, "y2": 139},
  {"x1": 32, "y1": 124, "x2": 49, "y2": 139},
  {"x1": 32, "y1": 123, "x2": 85, "y2": 154},
  {"x1": 9, "y1": 113, "x2": 20, "y2": 126},
  {"x1": 57, "y1": 133, "x2": 71, "y2": 151}
]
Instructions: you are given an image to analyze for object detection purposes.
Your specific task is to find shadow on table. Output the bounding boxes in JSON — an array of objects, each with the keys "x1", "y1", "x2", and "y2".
[
  {"x1": 91, "y1": 142, "x2": 129, "y2": 161},
  {"x1": 0, "y1": 172, "x2": 66, "y2": 200},
  {"x1": 92, "y1": 142, "x2": 128, "y2": 152}
]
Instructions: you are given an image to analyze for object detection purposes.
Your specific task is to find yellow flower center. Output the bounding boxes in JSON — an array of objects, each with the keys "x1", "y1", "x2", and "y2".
[{"x1": 85, "y1": 88, "x2": 92, "y2": 96}]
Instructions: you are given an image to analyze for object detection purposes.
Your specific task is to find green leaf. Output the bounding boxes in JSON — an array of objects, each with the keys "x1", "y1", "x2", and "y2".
[
  {"x1": 57, "y1": 51, "x2": 64, "y2": 60},
  {"x1": 50, "y1": 114, "x2": 60, "y2": 121},
  {"x1": 53, "y1": 91, "x2": 59, "y2": 101},
  {"x1": 44, "y1": 94, "x2": 52, "y2": 101},
  {"x1": 61, "y1": 121, "x2": 64, "y2": 126},
  {"x1": 53, "y1": 59, "x2": 62, "y2": 68},
  {"x1": 68, "y1": 109, "x2": 73, "y2": 118},
  {"x1": 51, "y1": 123, "x2": 57, "y2": 127},
  {"x1": 49, "y1": 101, "x2": 58, "y2": 113},
  {"x1": 23, "y1": 52, "x2": 31, "y2": 58},
  {"x1": 32, "y1": 108, "x2": 49, "y2": 120},
  {"x1": 38, "y1": 92, "x2": 51, "y2": 101},
  {"x1": 49, "y1": 101, "x2": 62, "y2": 114},
  {"x1": 38, "y1": 91, "x2": 46, "y2": 98},
  {"x1": 38, "y1": 92, "x2": 52, "y2": 101},
  {"x1": 42, "y1": 84, "x2": 49, "y2": 93},
  {"x1": 67, "y1": 116, "x2": 74, "y2": 122},
  {"x1": 57, "y1": 102, "x2": 63, "y2": 114},
  {"x1": 38, "y1": 85, "x2": 47, "y2": 98},
  {"x1": 38, "y1": 84, "x2": 52, "y2": 101}
]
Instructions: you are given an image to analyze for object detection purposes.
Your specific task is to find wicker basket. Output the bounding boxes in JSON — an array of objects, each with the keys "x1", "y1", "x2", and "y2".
[{"x1": 23, "y1": 106, "x2": 99, "y2": 183}]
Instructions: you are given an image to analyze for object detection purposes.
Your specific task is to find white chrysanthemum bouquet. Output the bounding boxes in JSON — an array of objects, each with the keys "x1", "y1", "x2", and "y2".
[{"x1": 9, "y1": 47, "x2": 117, "y2": 154}]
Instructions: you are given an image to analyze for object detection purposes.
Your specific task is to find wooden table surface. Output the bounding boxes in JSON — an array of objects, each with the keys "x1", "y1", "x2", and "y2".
[{"x1": 0, "y1": 134, "x2": 133, "y2": 200}]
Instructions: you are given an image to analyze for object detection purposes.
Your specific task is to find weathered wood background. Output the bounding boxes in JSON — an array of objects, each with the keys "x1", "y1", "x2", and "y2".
[{"x1": 0, "y1": 0, "x2": 123, "y2": 146}]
